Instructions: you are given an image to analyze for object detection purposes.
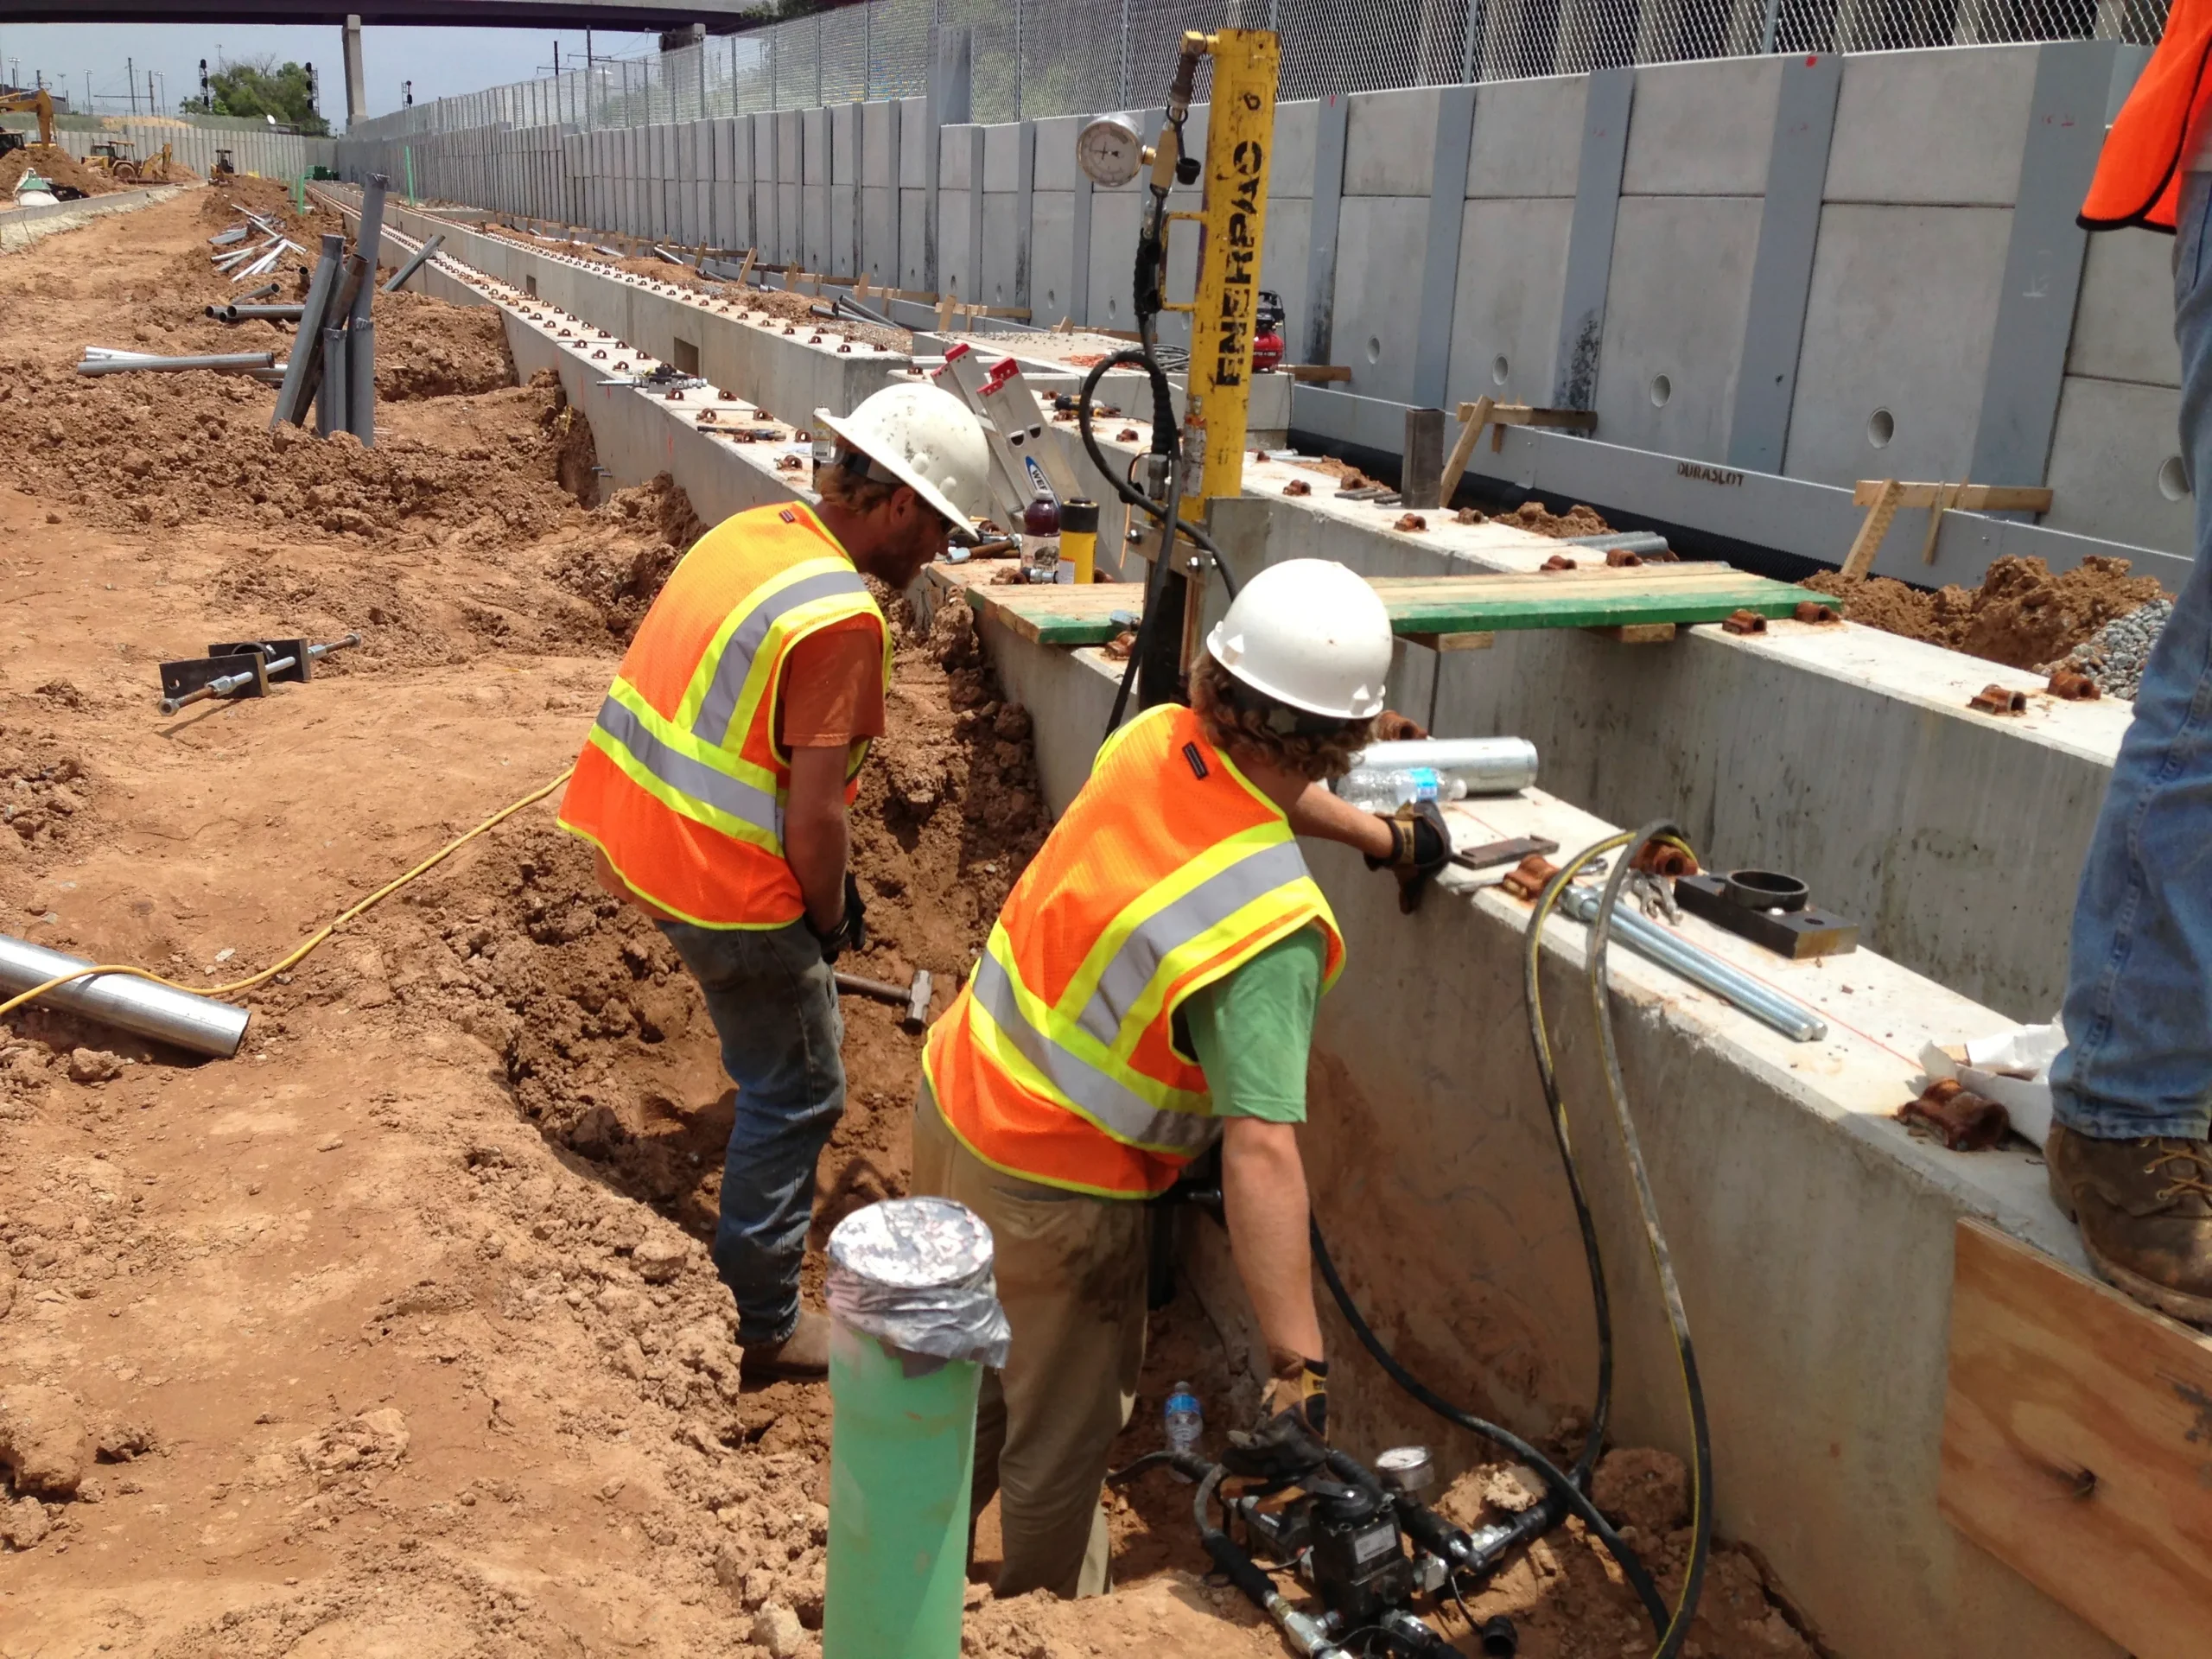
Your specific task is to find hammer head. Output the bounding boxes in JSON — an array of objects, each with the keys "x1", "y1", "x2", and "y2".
[{"x1": 900, "y1": 969, "x2": 934, "y2": 1033}]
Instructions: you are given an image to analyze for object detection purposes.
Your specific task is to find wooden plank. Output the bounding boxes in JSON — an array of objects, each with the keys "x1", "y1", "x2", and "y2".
[
  {"x1": 1940, "y1": 1219, "x2": 2212, "y2": 1659},
  {"x1": 1283, "y1": 364, "x2": 1352, "y2": 383},
  {"x1": 1586, "y1": 623, "x2": 1678, "y2": 645},
  {"x1": 1402, "y1": 630, "x2": 1496, "y2": 652},
  {"x1": 1840, "y1": 479, "x2": 1903, "y2": 582},
  {"x1": 1438, "y1": 395, "x2": 1492, "y2": 505},
  {"x1": 962, "y1": 565, "x2": 1810, "y2": 646},
  {"x1": 1851, "y1": 480, "x2": 2053, "y2": 513}
]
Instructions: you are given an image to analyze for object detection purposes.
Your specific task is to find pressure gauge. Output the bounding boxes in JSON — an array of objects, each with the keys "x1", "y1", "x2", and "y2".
[
  {"x1": 1077, "y1": 114, "x2": 1146, "y2": 188},
  {"x1": 1374, "y1": 1445, "x2": 1437, "y2": 1495}
]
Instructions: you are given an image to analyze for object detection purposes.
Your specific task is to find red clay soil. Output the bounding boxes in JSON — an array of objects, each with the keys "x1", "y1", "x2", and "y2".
[
  {"x1": 0, "y1": 190, "x2": 1815, "y2": 1659},
  {"x1": 2, "y1": 146, "x2": 124, "y2": 199},
  {"x1": 1803, "y1": 553, "x2": 2169, "y2": 671}
]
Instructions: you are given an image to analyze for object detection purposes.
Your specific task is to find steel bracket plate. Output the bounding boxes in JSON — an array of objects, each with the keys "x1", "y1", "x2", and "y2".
[{"x1": 1675, "y1": 873, "x2": 1859, "y2": 959}]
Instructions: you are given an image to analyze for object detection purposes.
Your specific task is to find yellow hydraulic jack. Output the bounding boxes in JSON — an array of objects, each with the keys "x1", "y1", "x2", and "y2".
[{"x1": 1073, "y1": 29, "x2": 1280, "y2": 715}]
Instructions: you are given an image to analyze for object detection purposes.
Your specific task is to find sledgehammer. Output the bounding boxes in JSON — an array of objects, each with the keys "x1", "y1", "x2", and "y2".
[{"x1": 835, "y1": 969, "x2": 935, "y2": 1033}]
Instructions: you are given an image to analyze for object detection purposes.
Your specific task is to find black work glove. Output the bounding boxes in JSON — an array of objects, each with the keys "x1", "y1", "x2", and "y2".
[
  {"x1": 808, "y1": 871, "x2": 868, "y2": 964},
  {"x1": 1363, "y1": 799, "x2": 1452, "y2": 914},
  {"x1": 1221, "y1": 1357, "x2": 1329, "y2": 1482}
]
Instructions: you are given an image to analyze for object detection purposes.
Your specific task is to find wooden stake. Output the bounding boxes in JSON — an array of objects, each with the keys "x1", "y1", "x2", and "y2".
[
  {"x1": 1841, "y1": 479, "x2": 1904, "y2": 582},
  {"x1": 736, "y1": 248, "x2": 756, "y2": 286},
  {"x1": 1438, "y1": 395, "x2": 1493, "y2": 506},
  {"x1": 1920, "y1": 481, "x2": 1960, "y2": 565}
]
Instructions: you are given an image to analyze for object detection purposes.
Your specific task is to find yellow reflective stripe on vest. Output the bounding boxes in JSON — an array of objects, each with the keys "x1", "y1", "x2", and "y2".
[
  {"x1": 965, "y1": 946, "x2": 1218, "y2": 1154},
  {"x1": 1070, "y1": 836, "x2": 1315, "y2": 1047},
  {"x1": 682, "y1": 560, "x2": 874, "y2": 745},
  {"x1": 586, "y1": 680, "x2": 784, "y2": 850}
]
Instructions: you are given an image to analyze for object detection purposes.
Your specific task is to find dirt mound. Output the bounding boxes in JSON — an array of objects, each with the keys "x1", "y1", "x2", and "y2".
[
  {"x1": 2, "y1": 146, "x2": 118, "y2": 199},
  {"x1": 372, "y1": 286, "x2": 517, "y2": 401},
  {"x1": 552, "y1": 474, "x2": 704, "y2": 636},
  {"x1": 1804, "y1": 553, "x2": 2169, "y2": 670},
  {"x1": 1486, "y1": 499, "x2": 1614, "y2": 539},
  {"x1": 201, "y1": 175, "x2": 326, "y2": 232}
]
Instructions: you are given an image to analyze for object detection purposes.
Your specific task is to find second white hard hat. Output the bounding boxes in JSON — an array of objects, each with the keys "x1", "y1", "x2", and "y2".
[
  {"x1": 814, "y1": 383, "x2": 993, "y2": 529},
  {"x1": 1205, "y1": 559, "x2": 1393, "y2": 719}
]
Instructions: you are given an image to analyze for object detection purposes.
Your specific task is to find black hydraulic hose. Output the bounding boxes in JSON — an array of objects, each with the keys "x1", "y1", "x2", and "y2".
[{"x1": 1309, "y1": 1222, "x2": 1669, "y2": 1636}]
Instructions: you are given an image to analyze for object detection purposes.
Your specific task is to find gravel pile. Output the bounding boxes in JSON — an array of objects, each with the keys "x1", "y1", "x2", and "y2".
[{"x1": 2045, "y1": 599, "x2": 2175, "y2": 700}]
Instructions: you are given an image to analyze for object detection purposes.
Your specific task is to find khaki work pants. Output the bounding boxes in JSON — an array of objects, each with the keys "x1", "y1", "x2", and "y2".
[{"x1": 910, "y1": 1080, "x2": 1148, "y2": 1599}]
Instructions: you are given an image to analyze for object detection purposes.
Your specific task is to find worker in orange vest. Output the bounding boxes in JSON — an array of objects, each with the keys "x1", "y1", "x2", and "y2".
[
  {"x1": 560, "y1": 381, "x2": 993, "y2": 1380},
  {"x1": 913, "y1": 559, "x2": 1451, "y2": 1596},
  {"x1": 2048, "y1": 22, "x2": 2212, "y2": 1321}
]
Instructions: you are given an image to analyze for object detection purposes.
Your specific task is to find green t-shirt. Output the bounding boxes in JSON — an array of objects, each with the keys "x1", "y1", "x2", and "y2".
[{"x1": 1171, "y1": 923, "x2": 1325, "y2": 1124}]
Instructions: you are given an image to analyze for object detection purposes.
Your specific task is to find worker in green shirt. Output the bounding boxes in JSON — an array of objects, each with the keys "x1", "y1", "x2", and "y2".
[{"x1": 914, "y1": 559, "x2": 1448, "y2": 1597}]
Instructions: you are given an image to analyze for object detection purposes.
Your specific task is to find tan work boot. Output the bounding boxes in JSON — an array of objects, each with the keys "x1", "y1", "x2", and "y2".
[
  {"x1": 741, "y1": 1307, "x2": 833, "y2": 1382},
  {"x1": 2046, "y1": 1123, "x2": 2212, "y2": 1324}
]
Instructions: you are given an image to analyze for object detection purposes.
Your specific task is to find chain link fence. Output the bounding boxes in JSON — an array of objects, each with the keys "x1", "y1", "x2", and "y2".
[{"x1": 346, "y1": 0, "x2": 2169, "y2": 143}]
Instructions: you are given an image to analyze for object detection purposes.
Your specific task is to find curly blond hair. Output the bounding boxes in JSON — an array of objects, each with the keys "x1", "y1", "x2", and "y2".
[{"x1": 1191, "y1": 654, "x2": 1374, "y2": 783}]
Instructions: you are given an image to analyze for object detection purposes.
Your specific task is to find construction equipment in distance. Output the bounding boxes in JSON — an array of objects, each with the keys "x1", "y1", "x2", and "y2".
[{"x1": 0, "y1": 86, "x2": 55, "y2": 158}]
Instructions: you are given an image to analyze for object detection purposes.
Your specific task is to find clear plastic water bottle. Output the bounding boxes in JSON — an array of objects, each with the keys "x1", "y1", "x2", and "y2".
[
  {"x1": 1164, "y1": 1382, "x2": 1203, "y2": 1467},
  {"x1": 1335, "y1": 765, "x2": 1470, "y2": 812}
]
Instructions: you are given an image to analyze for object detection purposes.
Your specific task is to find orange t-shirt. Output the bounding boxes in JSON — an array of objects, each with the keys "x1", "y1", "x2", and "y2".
[{"x1": 775, "y1": 615, "x2": 887, "y2": 751}]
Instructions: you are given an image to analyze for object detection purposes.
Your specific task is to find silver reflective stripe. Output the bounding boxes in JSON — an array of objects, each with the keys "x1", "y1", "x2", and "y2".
[
  {"x1": 594, "y1": 696, "x2": 784, "y2": 838},
  {"x1": 1073, "y1": 840, "x2": 1313, "y2": 1047},
  {"x1": 690, "y1": 568, "x2": 873, "y2": 743},
  {"x1": 970, "y1": 953, "x2": 1216, "y2": 1153}
]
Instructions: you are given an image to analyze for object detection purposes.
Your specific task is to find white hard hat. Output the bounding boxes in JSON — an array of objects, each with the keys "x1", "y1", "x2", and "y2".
[
  {"x1": 814, "y1": 382, "x2": 993, "y2": 529},
  {"x1": 1205, "y1": 559, "x2": 1393, "y2": 720}
]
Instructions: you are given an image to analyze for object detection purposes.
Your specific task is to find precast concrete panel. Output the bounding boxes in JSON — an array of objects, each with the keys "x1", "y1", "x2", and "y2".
[
  {"x1": 802, "y1": 107, "x2": 829, "y2": 184},
  {"x1": 941, "y1": 124, "x2": 977, "y2": 192},
  {"x1": 1029, "y1": 191, "x2": 1075, "y2": 321},
  {"x1": 862, "y1": 100, "x2": 899, "y2": 188},
  {"x1": 1466, "y1": 74, "x2": 1586, "y2": 199},
  {"x1": 777, "y1": 111, "x2": 802, "y2": 183},
  {"x1": 2044, "y1": 375, "x2": 2191, "y2": 553},
  {"x1": 1344, "y1": 86, "x2": 1442, "y2": 197},
  {"x1": 1088, "y1": 188, "x2": 1143, "y2": 330},
  {"x1": 982, "y1": 194, "x2": 1020, "y2": 305},
  {"x1": 899, "y1": 187, "x2": 928, "y2": 289},
  {"x1": 861, "y1": 186, "x2": 899, "y2": 279},
  {"x1": 1033, "y1": 114, "x2": 1081, "y2": 193},
  {"x1": 1621, "y1": 55, "x2": 1780, "y2": 196},
  {"x1": 1269, "y1": 99, "x2": 1319, "y2": 199},
  {"x1": 779, "y1": 181, "x2": 803, "y2": 265},
  {"x1": 831, "y1": 105, "x2": 859, "y2": 185},
  {"x1": 831, "y1": 180, "x2": 858, "y2": 274},
  {"x1": 1593, "y1": 195, "x2": 1763, "y2": 463},
  {"x1": 1445, "y1": 198, "x2": 1573, "y2": 410},
  {"x1": 802, "y1": 107, "x2": 830, "y2": 270},
  {"x1": 938, "y1": 187, "x2": 976, "y2": 299},
  {"x1": 751, "y1": 114, "x2": 777, "y2": 257},
  {"x1": 982, "y1": 121, "x2": 1020, "y2": 193},
  {"x1": 2068, "y1": 225, "x2": 2180, "y2": 387},
  {"x1": 1825, "y1": 45, "x2": 2038, "y2": 207},
  {"x1": 1330, "y1": 196, "x2": 1430, "y2": 404},
  {"x1": 899, "y1": 98, "x2": 927, "y2": 188},
  {"x1": 1783, "y1": 204, "x2": 2013, "y2": 488},
  {"x1": 1262, "y1": 196, "x2": 1313, "y2": 356}
]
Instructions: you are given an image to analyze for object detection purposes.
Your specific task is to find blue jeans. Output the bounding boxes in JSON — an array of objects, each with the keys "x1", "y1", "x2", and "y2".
[
  {"x1": 2050, "y1": 171, "x2": 2212, "y2": 1141},
  {"x1": 658, "y1": 917, "x2": 845, "y2": 1344}
]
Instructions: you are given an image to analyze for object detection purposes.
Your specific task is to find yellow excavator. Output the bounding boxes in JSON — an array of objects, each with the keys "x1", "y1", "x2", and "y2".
[{"x1": 0, "y1": 86, "x2": 56, "y2": 159}]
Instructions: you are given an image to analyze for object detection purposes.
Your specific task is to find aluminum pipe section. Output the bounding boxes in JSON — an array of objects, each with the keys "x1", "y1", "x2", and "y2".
[
  {"x1": 1348, "y1": 738, "x2": 1540, "y2": 796},
  {"x1": 379, "y1": 232, "x2": 443, "y2": 295},
  {"x1": 0, "y1": 934, "x2": 250, "y2": 1058},
  {"x1": 1552, "y1": 882, "x2": 1827, "y2": 1043}
]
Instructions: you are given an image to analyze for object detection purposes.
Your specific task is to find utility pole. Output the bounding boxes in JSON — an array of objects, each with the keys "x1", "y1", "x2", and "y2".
[
  {"x1": 148, "y1": 69, "x2": 156, "y2": 115},
  {"x1": 126, "y1": 55, "x2": 136, "y2": 114}
]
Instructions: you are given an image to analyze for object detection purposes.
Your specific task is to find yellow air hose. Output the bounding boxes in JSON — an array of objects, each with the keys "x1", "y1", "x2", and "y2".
[{"x1": 0, "y1": 768, "x2": 575, "y2": 1026}]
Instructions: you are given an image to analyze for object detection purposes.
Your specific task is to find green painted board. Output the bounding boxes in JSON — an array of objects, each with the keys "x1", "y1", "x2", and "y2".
[{"x1": 957, "y1": 564, "x2": 1811, "y2": 647}]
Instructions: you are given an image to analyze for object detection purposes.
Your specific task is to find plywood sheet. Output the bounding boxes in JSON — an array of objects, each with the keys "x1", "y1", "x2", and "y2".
[{"x1": 1941, "y1": 1219, "x2": 2212, "y2": 1658}]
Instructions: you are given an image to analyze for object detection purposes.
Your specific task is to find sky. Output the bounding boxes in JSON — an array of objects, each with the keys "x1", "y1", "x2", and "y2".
[{"x1": 0, "y1": 22, "x2": 664, "y2": 124}]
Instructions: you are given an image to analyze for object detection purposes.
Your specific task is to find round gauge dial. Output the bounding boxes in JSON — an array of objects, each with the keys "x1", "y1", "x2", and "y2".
[{"x1": 1077, "y1": 115, "x2": 1145, "y2": 188}]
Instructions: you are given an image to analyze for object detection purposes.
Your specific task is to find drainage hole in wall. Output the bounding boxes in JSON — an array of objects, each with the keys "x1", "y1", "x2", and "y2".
[
  {"x1": 1866, "y1": 408, "x2": 1895, "y2": 448},
  {"x1": 1046, "y1": 288, "x2": 1057, "y2": 308},
  {"x1": 1364, "y1": 335, "x2": 1382, "y2": 365},
  {"x1": 1491, "y1": 354, "x2": 1510, "y2": 386},
  {"x1": 1107, "y1": 296, "x2": 1119, "y2": 320},
  {"x1": 1649, "y1": 373, "x2": 1672, "y2": 409},
  {"x1": 2160, "y1": 454, "x2": 2191, "y2": 500}
]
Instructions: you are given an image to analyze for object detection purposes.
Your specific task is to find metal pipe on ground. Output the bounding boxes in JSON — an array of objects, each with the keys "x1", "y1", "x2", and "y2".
[
  {"x1": 378, "y1": 232, "x2": 443, "y2": 294},
  {"x1": 0, "y1": 933, "x2": 250, "y2": 1059},
  {"x1": 77, "y1": 351, "x2": 276, "y2": 376},
  {"x1": 346, "y1": 174, "x2": 387, "y2": 447},
  {"x1": 270, "y1": 233, "x2": 342, "y2": 429},
  {"x1": 1559, "y1": 531, "x2": 1672, "y2": 556},
  {"x1": 207, "y1": 303, "x2": 307, "y2": 324}
]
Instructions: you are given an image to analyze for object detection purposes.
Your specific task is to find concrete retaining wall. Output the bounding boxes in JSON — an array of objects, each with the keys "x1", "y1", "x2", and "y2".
[
  {"x1": 46, "y1": 121, "x2": 334, "y2": 183},
  {"x1": 336, "y1": 40, "x2": 2186, "y2": 573}
]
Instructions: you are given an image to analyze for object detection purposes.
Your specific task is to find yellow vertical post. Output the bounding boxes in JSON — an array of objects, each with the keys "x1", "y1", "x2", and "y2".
[{"x1": 1187, "y1": 29, "x2": 1278, "y2": 506}]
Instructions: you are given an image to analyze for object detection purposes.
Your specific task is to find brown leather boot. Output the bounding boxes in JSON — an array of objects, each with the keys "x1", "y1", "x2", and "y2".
[
  {"x1": 741, "y1": 1307, "x2": 833, "y2": 1382},
  {"x1": 2046, "y1": 1123, "x2": 2212, "y2": 1324}
]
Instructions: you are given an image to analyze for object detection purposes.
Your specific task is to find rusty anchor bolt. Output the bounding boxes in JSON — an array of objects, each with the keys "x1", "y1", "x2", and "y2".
[
  {"x1": 592, "y1": 349, "x2": 607, "y2": 360},
  {"x1": 1455, "y1": 507, "x2": 1486, "y2": 524},
  {"x1": 2047, "y1": 670, "x2": 2101, "y2": 702},
  {"x1": 697, "y1": 409, "x2": 719, "y2": 424},
  {"x1": 1628, "y1": 836, "x2": 1699, "y2": 879},
  {"x1": 664, "y1": 388, "x2": 685, "y2": 402},
  {"x1": 837, "y1": 344, "x2": 852, "y2": 354},
  {"x1": 1897, "y1": 1078, "x2": 2011, "y2": 1151},
  {"x1": 783, "y1": 326, "x2": 797, "y2": 336},
  {"x1": 1117, "y1": 428, "x2": 1141, "y2": 443},
  {"x1": 776, "y1": 454, "x2": 803, "y2": 470},
  {"x1": 1540, "y1": 554, "x2": 1579, "y2": 573},
  {"x1": 1499, "y1": 854, "x2": 1563, "y2": 902},
  {"x1": 1721, "y1": 610, "x2": 1768, "y2": 636},
  {"x1": 1793, "y1": 601, "x2": 1840, "y2": 625},
  {"x1": 1395, "y1": 513, "x2": 1429, "y2": 533},
  {"x1": 1283, "y1": 479, "x2": 1312, "y2": 497},
  {"x1": 1605, "y1": 548, "x2": 1643, "y2": 568},
  {"x1": 1968, "y1": 684, "x2": 2029, "y2": 716}
]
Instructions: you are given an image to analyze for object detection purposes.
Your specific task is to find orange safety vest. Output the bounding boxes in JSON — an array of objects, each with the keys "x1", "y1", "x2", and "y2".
[
  {"x1": 556, "y1": 502, "x2": 887, "y2": 928},
  {"x1": 924, "y1": 702, "x2": 1345, "y2": 1198},
  {"x1": 2082, "y1": 0, "x2": 2212, "y2": 232}
]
